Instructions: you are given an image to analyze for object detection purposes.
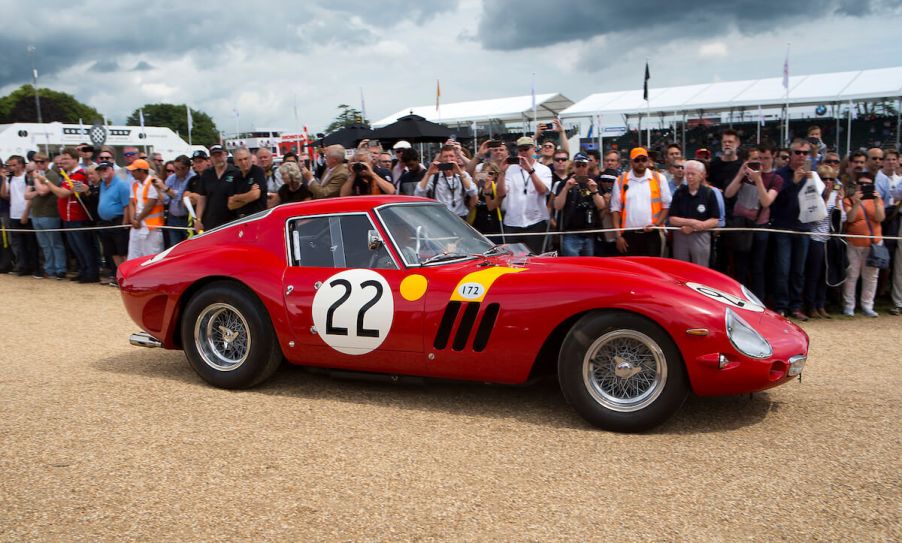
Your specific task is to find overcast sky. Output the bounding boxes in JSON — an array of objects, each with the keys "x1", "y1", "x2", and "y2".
[{"x1": 2, "y1": 0, "x2": 901, "y2": 135}]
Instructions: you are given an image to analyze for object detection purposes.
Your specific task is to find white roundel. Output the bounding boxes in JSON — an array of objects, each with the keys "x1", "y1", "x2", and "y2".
[
  {"x1": 312, "y1": 269, "x2": 394, "y2": 355},
  {"x1": 456, "y1": 282, "x2": 485, "y2": 300},
  {"x1": 685, "y1": 282, "x2": 765, "y2": 312}
]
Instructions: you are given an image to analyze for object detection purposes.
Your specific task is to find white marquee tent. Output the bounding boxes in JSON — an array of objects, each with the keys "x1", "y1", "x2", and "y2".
[{"x1": 372, "y1": 93, "x2": 574, "y2": 128}]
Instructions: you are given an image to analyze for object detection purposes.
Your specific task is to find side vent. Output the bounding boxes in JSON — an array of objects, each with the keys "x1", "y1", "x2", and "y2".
[
  {"x1": 433, "y1": 302, "x2": 461, "y2": 350},
  {"x1": 472, "y1": 303, "x2": 500, "y2": 352},
  {"x1": 452, "y1": 303, "x2": 481, "y2": 351}
]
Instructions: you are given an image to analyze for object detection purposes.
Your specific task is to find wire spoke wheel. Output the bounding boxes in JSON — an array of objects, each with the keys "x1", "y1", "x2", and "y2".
[
  {"x1": 194, "y1": 303, "x2": 252, "y2": 372},
  {"x1": 582, "y1": 330, "x2": 667, "y2": 413}
]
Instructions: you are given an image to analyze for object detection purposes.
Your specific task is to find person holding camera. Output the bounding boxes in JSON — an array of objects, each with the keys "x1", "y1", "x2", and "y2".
[
  {"x1": 415, "y1": 144, "x2": 476, "y2": 220},
  {"x1": 536, "y1": 118, "x2": 570, "y2": 168},
  {"x1": 552, "y1": 152, "x2": 605, "y2": 256},
  {"x1": 468, "y1": 164, "x2": 503, "y2": 237},
  {"x1": 497, "y1": 137, "x2": 553, "y2": 254},
  {"x1": 342, "y1": 150, "x2": 395, "y2": 196},
  {"x1": 842, "y1": 172, "x2": 885, "y2": 317}
]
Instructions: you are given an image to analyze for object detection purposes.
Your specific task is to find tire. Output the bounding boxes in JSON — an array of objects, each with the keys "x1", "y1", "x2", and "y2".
[
  {"x1": 558, "y1": 311, "x2": 688, "y2": 432},
  {"x1": 181, "y1": 281, "x2": 282, "y2": 389}
]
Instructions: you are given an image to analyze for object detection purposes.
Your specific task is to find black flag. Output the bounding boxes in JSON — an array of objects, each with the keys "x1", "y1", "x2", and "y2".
[{"x1": 643, "y1": 61, "x2": 650, "y2": 101}]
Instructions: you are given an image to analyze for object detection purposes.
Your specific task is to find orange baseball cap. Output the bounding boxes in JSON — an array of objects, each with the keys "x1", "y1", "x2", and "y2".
[
  {"x1": 630, "y1": 147, "x2": 649, "y2": 160},
  {"x1": 127, "y1": 158, "x2": 151, "y2": 171}
]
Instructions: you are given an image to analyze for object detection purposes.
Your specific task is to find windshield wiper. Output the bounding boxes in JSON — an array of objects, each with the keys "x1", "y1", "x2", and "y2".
[
  {"x1": 482, "y1": 245, "x2": 512, "y2": 256},
  {"x1": 419, "y1": 252, "x2": 471, "y2": 265}
]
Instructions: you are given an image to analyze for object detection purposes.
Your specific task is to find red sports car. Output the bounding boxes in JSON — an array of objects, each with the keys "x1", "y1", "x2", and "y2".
[{"x1": 119, "y1": 196, "x2": 808, "y2": 432}]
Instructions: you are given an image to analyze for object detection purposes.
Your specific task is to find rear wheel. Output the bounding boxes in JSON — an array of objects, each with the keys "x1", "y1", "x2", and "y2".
[
  {"x1": 558, "y1": 311, "x2": 688, "y2": 432},
  {"x1": 181, "y1": 282, "x2": 282, "y2": 389}
]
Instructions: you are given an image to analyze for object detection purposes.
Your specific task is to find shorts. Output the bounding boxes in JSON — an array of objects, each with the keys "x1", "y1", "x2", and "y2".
[{"x1": 98, "y1": 218, "x2": 129, "y2": 257}]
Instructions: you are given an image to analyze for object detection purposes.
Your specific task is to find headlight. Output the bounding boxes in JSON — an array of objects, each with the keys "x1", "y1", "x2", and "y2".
[
  {"x1": 740, "y1": 284, "x2": 765, "y2": 309},
  {"x1": 725, "y1": 308, "x2": 772, "y2": 359}
]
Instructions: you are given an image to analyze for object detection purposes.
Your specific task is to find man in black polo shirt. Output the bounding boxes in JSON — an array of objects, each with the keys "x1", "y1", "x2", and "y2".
[
  {"x1": 668, "y1": 160, "x2": 719, "y2": 266},
  {"x1": 229, "y1": 147, "x2": 266, "y2": 218},
  {"x1": 195, "y1": 145, "x2": 241, "y2": 231}
]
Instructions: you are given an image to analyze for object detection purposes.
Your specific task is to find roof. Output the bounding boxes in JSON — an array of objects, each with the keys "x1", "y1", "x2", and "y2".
[
  {"x1": 372, "y1": 93, "x2": 575, "y2": 127},
  {"x1": 561, "y1": 66, "x2": 902, "y2": 118}
]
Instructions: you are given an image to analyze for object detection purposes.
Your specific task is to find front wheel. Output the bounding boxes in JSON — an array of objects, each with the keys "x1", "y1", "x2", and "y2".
[
  {"x1": 558, "y1": 311, "x2": 688, "y2": 432},
  {"x1": 181, "y1": 282, "x2": 282, "y2": 389}
]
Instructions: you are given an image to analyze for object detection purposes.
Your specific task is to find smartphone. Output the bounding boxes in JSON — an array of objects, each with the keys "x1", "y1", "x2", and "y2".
[
  {"x1": 368, "y1": 139, "x2": 381, "y2": 148},
  {"x1": 505, "y1": 157, "x2": 520, "y2": 165},
  {"x1": 486, "y1": 139, "x2": 502, "y2": 148},
  {"x1": 438, "y1": 162, "x2": 454, "y2": 171}
]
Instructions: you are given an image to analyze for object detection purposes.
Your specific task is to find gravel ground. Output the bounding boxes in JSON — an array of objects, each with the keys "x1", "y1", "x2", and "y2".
[{"x1": 1, "y1": 274, "x2": 899, "y2": 542}]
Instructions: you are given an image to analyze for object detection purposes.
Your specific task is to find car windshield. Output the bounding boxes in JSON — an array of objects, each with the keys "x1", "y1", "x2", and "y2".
[{"x1": 377, "y1": 203, "x2": 494, "y2": 266}]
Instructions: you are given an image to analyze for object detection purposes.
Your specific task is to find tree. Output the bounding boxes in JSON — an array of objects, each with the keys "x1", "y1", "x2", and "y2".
[
  {"x1": 126, "y1": 103, "x2": 220, "y2": 147},
  {"x1": 324, "y1": 104, "x2": 369, "y2": 135},
  {"x1": 0, "y1": 85, "x2": 104, "y2": 124}
]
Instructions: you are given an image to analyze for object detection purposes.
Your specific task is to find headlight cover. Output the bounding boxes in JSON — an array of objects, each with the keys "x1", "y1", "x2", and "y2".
[{"x1": 725, "y1": 308, "x2": 772, "y2": 359}]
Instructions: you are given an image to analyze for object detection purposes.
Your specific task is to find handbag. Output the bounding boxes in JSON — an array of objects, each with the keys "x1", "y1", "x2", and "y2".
[
  {"x1": 862, "y1": 205, "x2": 890, "y2": 269},
  {"x1": 798, "y1": 176, "x2": 828, "y2": 223}
]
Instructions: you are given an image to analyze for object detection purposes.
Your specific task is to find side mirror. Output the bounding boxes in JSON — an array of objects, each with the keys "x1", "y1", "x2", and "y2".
[{"x1": 367, "y1": 230, "x2": 383, "y2": 251}]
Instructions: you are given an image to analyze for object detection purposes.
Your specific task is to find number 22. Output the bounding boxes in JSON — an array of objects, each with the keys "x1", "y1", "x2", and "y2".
[{"x1": 325, "y1": 279, "x2": 384, "y2": 338}]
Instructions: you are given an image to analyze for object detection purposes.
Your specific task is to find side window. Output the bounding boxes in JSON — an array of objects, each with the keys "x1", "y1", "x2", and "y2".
[
  {"x1": 289, "y1": 217, "x2": 334, "y2": 267},
  {"x1": 288, "y1": 215, "x2": 396, "y2": 269}
]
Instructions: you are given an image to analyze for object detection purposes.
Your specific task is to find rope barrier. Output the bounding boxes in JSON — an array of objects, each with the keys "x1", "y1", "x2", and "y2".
[{"x1": 3, "y1": 220, "x2": 900, "y2": 241}]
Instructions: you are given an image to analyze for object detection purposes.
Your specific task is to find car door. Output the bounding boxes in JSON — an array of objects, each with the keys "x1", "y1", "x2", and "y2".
[{"x1": 281, "y1": 212, "x2": 426, "y2": 375}]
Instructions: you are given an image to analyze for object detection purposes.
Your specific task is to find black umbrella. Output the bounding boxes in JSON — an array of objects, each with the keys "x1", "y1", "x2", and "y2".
[
  {"x1": 370, "y1": 114, "x2": 452, "y2": 143},
  {"x1": 317, "y1": 124, "x2": 373, "y2": 148}
]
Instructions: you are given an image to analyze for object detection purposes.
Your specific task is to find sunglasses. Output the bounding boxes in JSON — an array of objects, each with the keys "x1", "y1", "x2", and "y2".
[
  {"x1": 823, "y1": 159, "x2": 840, "y2": 165},
  {"x1": 778, "y1": 155, "x2": 790, "y2": 160},
  {"x1": 166, "y1": 169, "x2": 175, "y2": 174},
  {"x1": 574, "y1": 161, "x2": 588, "y2": 166},
  {"x1": 517, "y1": 146, "x2": 533, "y2": 152},
  {"x1": 822, "y1": 177, "x2": 835, "y2": 181},
  {"x1": 554, "y1": 158, "x2": 568, "y2": 162},
  {"x1": 672, "y1": 165, "x2": 684, "y2": 169},
  {"x1": 632, "y1": 156, "x2": 648, "y2": 162},
  {"x1": 124, "y1": 152, "x2": 137, "y2": 156},
  {"x1": 542, "y1": 144, "x2": 555, "y2": 148},
  {"x1": 791, "y1": 150, "x2": 808, "y2": 156},
  {"x1": 33, "y1": 159, "x2": 47, "y2": 164}
]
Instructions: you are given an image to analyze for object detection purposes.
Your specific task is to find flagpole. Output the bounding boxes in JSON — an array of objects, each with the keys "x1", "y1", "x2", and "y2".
[
  {"x1": 846, "y1": 100, "x2": 853, "y2": 155},
  {"x1": 531, "y1": 72, "x2": 537, "y2": 135},
  {"x1": 783, "y1": 42, "x2": 791, "y2": 145},
  {"x1": 597, "y1": 113, "x2": 603, "y2": 155},
  {"x1": 643, "y1": 59, "x2": 651, "y2": 148}
]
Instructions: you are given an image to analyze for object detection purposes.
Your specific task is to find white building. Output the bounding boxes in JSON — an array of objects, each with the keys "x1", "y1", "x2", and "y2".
[{"x1": 0, "y1": 122, "x2": 205, "y2": 161}]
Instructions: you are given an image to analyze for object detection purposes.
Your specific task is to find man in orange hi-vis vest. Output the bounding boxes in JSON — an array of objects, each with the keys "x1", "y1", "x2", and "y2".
[
  {"x1": 610, "y1": 147, "x2": 673, "y2": 257},
  {"x1": 126, "y1": 159, "x2": 165, "y2": 260}
]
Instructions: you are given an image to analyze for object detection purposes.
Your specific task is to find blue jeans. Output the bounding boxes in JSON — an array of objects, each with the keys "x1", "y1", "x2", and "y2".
[
  {"x1": 32, "y1": 216, "x2": 67, "y2": 275},
  {"x1": 64, "y1": 220, "x2": 99, "y2": 279},
  {"x1": 749, "y1": 231, "x2": 770, "y2": 302},
  {"x1": 773, "y1": 232, "x2": 810, "y2": 312},
  {"x1": 561, "y1": 234, "x2": 595, "y2": 256},
  {"x1": 164, "y1": 215, "x2": 189, "y2": 248}
]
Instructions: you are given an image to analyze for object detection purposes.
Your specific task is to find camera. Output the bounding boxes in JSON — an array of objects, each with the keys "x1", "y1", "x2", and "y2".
[
  {"x1": 747, "y1": 161, "x2": 761, "y2": 171},
  {"x1": 505, "y1": 157, "x2": 520, "y2": 165},
  {"x1": 438, "y1": 162, "x2": 454, "y2": 172},
  {"x1": 352, "y1": 162, "x2": 367, "y2": 173},
  {"x1": 485, "y1": 139, "x2": 502, "y2": 148},
  {"x1": 860, "y1": 183, "x2": 876, "y2": 199}
]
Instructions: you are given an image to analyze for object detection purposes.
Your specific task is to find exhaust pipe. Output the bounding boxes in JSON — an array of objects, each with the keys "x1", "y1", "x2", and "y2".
[{"x1": 130, "y1": 331, "x2": 162, "y2": 348}]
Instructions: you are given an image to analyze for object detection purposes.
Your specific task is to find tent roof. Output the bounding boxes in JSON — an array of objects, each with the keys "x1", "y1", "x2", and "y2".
[
  {"x1": 371, "y1": 93, "x2": 575, "y2": 127},
  {"x1": 561, "y1": 66, "x2": 902, "y2": 117}
]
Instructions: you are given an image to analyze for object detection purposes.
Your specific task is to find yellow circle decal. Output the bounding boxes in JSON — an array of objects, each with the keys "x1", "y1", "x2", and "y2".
[{"x1": 400, "y1": 274, "x2": 428, "y2": 301}]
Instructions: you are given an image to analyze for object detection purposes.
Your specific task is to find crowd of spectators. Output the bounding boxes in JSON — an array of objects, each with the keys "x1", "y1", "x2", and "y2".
[{"x1": 1, "y1": 123, "x2": 900, "y2": 319}]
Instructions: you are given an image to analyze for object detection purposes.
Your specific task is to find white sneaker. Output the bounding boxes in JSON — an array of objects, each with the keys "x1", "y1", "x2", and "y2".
[
  {"x1": 862, "y1": 309, "x2": 879, "y2": 318},
  {"x1": 842, "y1": 309, "x2": 854, "y2": 317}
]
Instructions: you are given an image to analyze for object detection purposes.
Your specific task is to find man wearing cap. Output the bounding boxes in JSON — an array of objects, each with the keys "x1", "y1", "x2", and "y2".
[
  {"x1": 127, "y1": 158, "x2": 165, "y2": 260},
  {"x1": 594, "y1": 168, "x2": 620, "y2": 256},
  {"x1": 160, "y1": 155, "x2": 195, "y2": 248},
  {"x1": 553, "y1": 152, "x2": 605, "y2": 256},
  {"x1": 497, "y1": 136, "x2": 553, "y2": 254},
  {"x1": 77, "y1": 144, "x2": 95, "y2": 169},
  {"x1": 195, "y1": 145, "x2": 242, "y2": 231},
  {"x1": 611, "y1": 147, "x2": 672, "y2": 257},
  {"x1": 95, "y1": 161, "x2": 131, "y2": 282},
  {"x1": 391, "y1": 140, "x2": 413, "y2": 183}
]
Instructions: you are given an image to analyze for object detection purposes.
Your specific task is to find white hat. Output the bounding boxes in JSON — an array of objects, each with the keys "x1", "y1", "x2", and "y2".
[{"x1": 392, "y1": 140, "x2": 412, "y2": 150}]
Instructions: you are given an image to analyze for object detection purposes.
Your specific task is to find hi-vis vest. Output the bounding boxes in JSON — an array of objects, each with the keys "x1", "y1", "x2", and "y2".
[
  {"x1": 618, "y1": 170, "x2": 664, "y2": 228},
  {"x1": 132, "y1": 177, "x2": 165, "y2": 230}
]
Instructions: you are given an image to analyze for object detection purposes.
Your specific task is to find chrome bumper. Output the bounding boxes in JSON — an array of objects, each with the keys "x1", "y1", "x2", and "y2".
[{"x1": 129, "y1": 331, "x2": 162, "y2": 349}]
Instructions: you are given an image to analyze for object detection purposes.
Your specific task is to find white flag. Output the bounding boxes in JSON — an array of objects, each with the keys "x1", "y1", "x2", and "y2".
[
  {"x1": 139, "y1": 109, "x2": 145, "y2": 134},
  {"x1": 782, "y1": 45, "x2": 789, "y2": 90},
  {"x1": 758, "y1": 105, "x2": 765, "y2": 126},
  {"x1": 79, "y1": 118, "x2": 85, "y2": 137}
]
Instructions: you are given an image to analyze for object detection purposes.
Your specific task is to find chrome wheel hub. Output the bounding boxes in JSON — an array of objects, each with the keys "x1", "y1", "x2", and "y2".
[
  {"x1": 582, "y1": 330, "x2": 667, "y2": 413},
  {"x1": 194, "y1": 303, "x2": 251, "y2": 372}
]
